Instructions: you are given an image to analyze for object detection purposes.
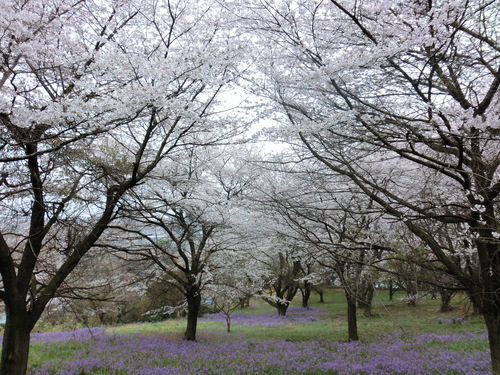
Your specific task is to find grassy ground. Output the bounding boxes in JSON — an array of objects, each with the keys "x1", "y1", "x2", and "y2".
[
  {"x1": 24, "y1": 288, "x2": 489, "y2": 374},
  {"x1": 110, "y1": 288, "x2": 485, "y2": 340}
]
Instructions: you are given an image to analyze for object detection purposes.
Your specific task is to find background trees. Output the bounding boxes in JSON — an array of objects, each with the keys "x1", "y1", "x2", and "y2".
[
  {"x1": 240, "y1": 0, "x2": 499, "y2": 371},
  {"x1": 257, "y1": 154, "x2": 390, "y2": 339}
]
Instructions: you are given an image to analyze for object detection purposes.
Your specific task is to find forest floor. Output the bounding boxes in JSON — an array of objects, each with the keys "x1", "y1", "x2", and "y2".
[{"x1": 25, "y1": 289, "x2": 490, "y2": 374}]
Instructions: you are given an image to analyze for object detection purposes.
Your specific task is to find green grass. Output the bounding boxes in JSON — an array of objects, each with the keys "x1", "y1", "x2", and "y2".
[
  {"x1": 29, "y1": 340, "x2": 91, "y2": 370},
  {"x1": 108, "y1": 288, "x2": 485, "y2": 342}
]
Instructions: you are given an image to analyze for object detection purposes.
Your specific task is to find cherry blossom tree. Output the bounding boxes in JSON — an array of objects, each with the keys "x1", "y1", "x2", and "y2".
[
  {"x1": 205, "y1": 250, "x2": 263, "y2": 332},
  {"x1": 0, "y1": 0, "x2": 243, "y2": 373},
  {"x1": 239, "y1": 0, "x2": 499, "y2": 370},
  {"x1": 103, "y1": 144, "x2": 256, "y2": 340},
  {"x1": 257, "y1": 155, "x2": 389, "y2": 339},
  {"x1": 259, "y1": 244, "x2": 303, "y2": 316}
]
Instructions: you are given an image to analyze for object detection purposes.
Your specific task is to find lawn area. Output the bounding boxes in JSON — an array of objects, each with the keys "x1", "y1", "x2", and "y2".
[{"x1": 25, "y1": 289, "x2": 490, "y2": 374}]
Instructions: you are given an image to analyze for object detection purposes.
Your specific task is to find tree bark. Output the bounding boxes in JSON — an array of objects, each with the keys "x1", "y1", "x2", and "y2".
[
  {"x1": 184, "y1": 289, "x2": 201, "y2": 341},
  {"x1": 0, "y1": 311, "x2": 32, "y2": 375},
  {"x1": 484, "y1": 313, "x2": 500, "y2": 375},
  {"x1": 277, "y1": 302, "x2": 289, "y2": 316},
  {"x1": 389, "y1": 280, "x2": 395, "y2": 301},
  {"x1": 317, "y1": 288, "x2": 325, "y2": 303},
  {"x1": 300, "y1": 280, "x2": 312, "y2": 308},
  {"x1": 358, "y1": 282, "x2": 374, "y2": 317},
  {"x1": 346, "y1": 294, "x2": 359, "y2": 341},
  {"x1": 239, "y1": 295, "x2": 250, "y2": 308},
  {"x1": 405, "y1": 281, "x2": 418, "y2": 306},
  {"x1": 438, "y1": 288, "x2": 455, "y2": 312}
]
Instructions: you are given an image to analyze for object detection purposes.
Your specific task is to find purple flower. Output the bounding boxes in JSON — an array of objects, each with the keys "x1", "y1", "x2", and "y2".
[
  {"x1": 28, "y1": 318, "x2": 490, "y2": 374},
  {"x1": 200, "y1": 307, "x2": 326, "y2": 327}
]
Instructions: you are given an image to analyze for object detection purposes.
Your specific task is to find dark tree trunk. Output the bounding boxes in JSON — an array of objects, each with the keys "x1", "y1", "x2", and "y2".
[
  {"x1": 346, "y1": 294, "x2": 359, "y2": 342},
  {"x1": 277, "y1": 302, "x2": 289, "y2": 316},
  {"x1": 300, "y1": 280, "x2": 312, "y2": 308},
  {"x1": 358, "y1": 282, "x2": 375, "y2": 317},
  {"x1": 239, "y1": 295, "x2": 250, "y2": 308},
  {"x1": 389, "y1": 280, "x2": 395, "y2": 301},
  {"x1": 438, "y1": 288, "x2": 455, "y2": 313},
  {"x1": 484, "y1": 312, "x2": 500, "y2": 375},
  {"x1": 0, "y1": 311, "x2": 33, "y2": 375},
  {"x1": 317, "y1": 288, "x2": 324, "y2": 303},
  {"x1": 467, "y1": 291, "x2": 483, "y2": 314},
  {"x1": 477, "y1": 233, "x2": 500, "y2": 375},
  {"x1": 184, "y1": 289, "x2": 201, "y2": 341}
]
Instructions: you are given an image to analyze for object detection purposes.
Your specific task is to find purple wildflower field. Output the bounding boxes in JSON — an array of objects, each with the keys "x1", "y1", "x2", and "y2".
[
  {"x1": 199, "y1": 306, "x2": 326, "y2": 326},
  {"x1": 29, "y1": 329, "x2": 489, "y2": 374},
  {"x1": 27, "y1": 308, "x2": 490, "y2": 375}
]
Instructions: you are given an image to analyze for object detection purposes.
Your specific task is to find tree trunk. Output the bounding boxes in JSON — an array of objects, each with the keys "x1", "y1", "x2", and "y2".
[
  {"x1": 406, "y1": 281, "x2": 418, "y2": 306},
  {"x1": 239, "y1": 295, "x2": 250, "y2": 308},
  {"x1": 277, "y1": 302, "x2": 288, "y2": 316},
  {"x1": 484, "y1": 313, "x2": 500, "y2": 375},
  {"x1": 300, "y1": 280, "x2": 312, "y2": 308},
  {"x1": 225, "y1": 314, "x2": 231, "y2": 333},
  {"x1": 346, "y1": 294, "x2": 359, "y2": 342},
  {"x1": 360, "y1": 292, "x2": 374, "y2": 317},
  {"x1": 389, "y1": 280, "x2": 395, "y2": 301},
  {"x1": 0, "y1": 312, "x2": 32, "y2": 375},
  {"x1": 467, "y1": 291, "x2": 483, "y2": 314},
  {"x1": 317, "y1": 288, "x2": 324, "y2": 303},
  {"x1": 184, "y1": 290, "x2": 201, "y2": 341},
  {"x1": 358, "y1": 282, "x2": 375, "y2": 317},
  {"x1": 438, "y1": 288, "x2": 454, "y2": 313}
]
